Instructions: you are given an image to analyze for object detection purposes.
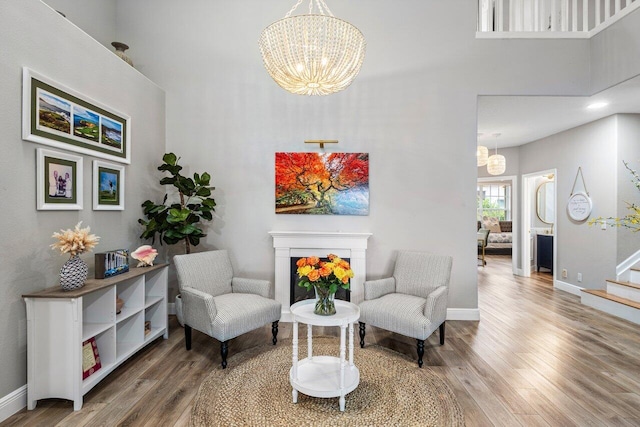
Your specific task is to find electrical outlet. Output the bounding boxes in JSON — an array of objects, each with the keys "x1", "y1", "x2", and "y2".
[
  {"x1": 562, "y1": 269, "x2": 568, "y2": 278},
  {"x1": 577, "y1": 273, "x2": 582, "y2": 282}
]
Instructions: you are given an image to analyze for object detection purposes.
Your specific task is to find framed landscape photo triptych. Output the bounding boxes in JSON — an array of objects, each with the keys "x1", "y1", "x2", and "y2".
[
  {"x1": 23, "y1": 67, "x2": 130, "y2": 211},
  {"x1": 22, "y1": 67, "x2": 130, "y2": 164}
]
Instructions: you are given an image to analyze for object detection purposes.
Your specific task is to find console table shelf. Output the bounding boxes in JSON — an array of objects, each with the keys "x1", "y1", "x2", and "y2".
[{"x1": 23, "y1": 263, "x2": 168, "y2": 411}]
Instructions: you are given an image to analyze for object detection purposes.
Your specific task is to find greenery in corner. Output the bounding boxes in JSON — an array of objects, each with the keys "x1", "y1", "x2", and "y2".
[
  {"x1": 589, "y1": 161, "x2": 640, "y2": 231},
  {"x1": 138, "y1": 153, "x2": 216, "y2": 254}
]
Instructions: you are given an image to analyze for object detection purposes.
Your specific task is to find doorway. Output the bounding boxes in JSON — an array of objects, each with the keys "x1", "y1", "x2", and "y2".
[
  {"x1": 522, "y1": 169, "x2": 557, "y2": 280},
  {"x1": 477, "y1": 175, "x2": 518, "y2": 276}
]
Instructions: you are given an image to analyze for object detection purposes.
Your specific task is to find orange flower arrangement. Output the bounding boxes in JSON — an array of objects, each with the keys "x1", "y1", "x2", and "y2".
[{"x1": 296, "y1": 254, "x2": 354, "y2": 295}]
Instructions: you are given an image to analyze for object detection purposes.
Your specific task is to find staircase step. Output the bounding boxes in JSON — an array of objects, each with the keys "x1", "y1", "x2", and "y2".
[
  {"x1": 606, "y1": 280, "x2": 640, "y2": 303},
  {"x1": 629, "y1": 268, "x2": 640, "y2": 283},
  {"x1": 606, "y1": 279, "x2": 640, "y2": 290},
  {"x1": 582, "y1": 289, "x2": 640, "y2": 309},
  {"x1": 581, "y1": 290, "x2": 640, "y2": 325}
]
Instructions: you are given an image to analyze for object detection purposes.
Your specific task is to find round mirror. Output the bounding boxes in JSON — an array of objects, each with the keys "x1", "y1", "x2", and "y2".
[{"x1": 536, "y1": 181, "x2": 555, "y2": 224}]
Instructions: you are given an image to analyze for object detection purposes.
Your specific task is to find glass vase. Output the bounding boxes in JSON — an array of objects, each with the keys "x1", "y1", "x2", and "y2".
[{"x1": 313, "y1": 285, "x2": 336, "y2": 316}]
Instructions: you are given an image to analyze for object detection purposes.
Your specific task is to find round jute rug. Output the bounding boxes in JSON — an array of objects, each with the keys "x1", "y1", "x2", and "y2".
[{"x1": 190, "y1": 337, "x2": 465, "y2": 427}]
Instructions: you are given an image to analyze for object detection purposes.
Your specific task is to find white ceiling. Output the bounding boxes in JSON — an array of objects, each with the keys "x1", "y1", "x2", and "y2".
[{"x1": 477, "y1": 74, "x2": 640, "y2": 149}]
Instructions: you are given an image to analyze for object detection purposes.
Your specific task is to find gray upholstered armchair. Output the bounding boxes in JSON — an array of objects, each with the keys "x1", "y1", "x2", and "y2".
[
  {"x1": 173, "y1": 250, "x2": 281, "y2": 368},
  {"x1": 358, "y1": 251, "x2": 453, "y2": 367}
]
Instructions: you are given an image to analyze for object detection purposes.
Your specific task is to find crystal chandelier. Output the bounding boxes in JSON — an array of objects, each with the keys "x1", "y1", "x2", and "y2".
[{"x1": 258, "y1": 0, "x2": 366, "y2": 96}]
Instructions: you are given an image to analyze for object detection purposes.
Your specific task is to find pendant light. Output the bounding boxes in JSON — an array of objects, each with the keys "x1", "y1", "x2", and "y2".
[
  {"x1": 477, "y1": 145, "x2": 489, "y2": 167},
  {"x1": 487, "y1": 141, "x2": 506, "y2": 175}
]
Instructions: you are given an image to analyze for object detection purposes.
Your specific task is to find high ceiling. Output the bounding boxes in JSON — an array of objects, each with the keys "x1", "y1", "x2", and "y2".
[{"x1": 477, "y1": 74, "x2": 640, "y2": 149}]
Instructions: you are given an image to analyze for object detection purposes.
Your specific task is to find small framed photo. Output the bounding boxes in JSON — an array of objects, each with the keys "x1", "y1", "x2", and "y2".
[
  {"x1": 93, "y1": 160, "x2": 125, "y2": 210},
  {"x1": 36, "y1": 148, "x2": 83, "y2": 210}
]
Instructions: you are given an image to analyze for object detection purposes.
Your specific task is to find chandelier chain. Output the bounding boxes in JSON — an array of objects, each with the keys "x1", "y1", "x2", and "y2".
[
  {"x1": 285, "y1": 0, "x2": 334, "y2": 17},
  {"x1": 285, "y1": 0, "x2": 304, "y2": 18}
]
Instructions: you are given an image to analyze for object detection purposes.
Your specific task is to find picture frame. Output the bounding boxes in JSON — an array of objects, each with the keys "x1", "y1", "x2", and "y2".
[
  {"x1": 22, "y1": 67, "x2": 131, "y2": 164},
  {"x1": 93, "y1": 160, "x2": 125, "y2": 210},
  {"x1": 36, "y1": 148, "x2": 83, "y2": 210},
  {"x1": 82, "y1": 337, "x2": 101, "y2": 380}
]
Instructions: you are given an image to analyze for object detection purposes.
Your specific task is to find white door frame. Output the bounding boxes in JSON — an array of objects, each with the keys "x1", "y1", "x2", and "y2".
[
  {"x1": 478, "y1": 175, "x2": 518, "y2": 276},
  {"x1": 521, "y1": 169, "x2": 557, "y2": 279}
]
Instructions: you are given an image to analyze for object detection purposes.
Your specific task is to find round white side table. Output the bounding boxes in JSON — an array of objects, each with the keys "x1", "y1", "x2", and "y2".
[{"x1": 289, "y1": 299, "x2": 360, "y2": 412}]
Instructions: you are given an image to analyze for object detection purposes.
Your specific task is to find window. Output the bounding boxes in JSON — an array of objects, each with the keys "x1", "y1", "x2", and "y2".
[{"x1": 477, "y1": 182, "x2": 511, "y2": 220}]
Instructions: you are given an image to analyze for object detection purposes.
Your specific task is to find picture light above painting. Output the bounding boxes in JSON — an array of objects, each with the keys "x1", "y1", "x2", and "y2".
[{"x1": 22, "y1": 67, "x2": 131, "y2": 164}]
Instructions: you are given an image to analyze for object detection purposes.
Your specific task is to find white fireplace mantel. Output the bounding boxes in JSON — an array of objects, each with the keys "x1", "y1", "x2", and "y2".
[{"x1": 269, "y1": 231, "x2": 372, "y2": 321}]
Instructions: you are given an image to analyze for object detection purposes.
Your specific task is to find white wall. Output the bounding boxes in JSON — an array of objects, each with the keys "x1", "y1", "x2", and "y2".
[
  {"x1": 616, "y1": 114, "x2": 640, "y2": 263},
  {"x1": 0, "y1": 0, "x2": 165, "y2": 400},
  {"x1": 519, "y1": 116, "x2": 618, "y2": 289},
  {"x1": 41, "y1": 0, "x2": 118, "y2": 50},
  {"x1": 113, "y1": 0, "x2": 592, "y2": 313}
]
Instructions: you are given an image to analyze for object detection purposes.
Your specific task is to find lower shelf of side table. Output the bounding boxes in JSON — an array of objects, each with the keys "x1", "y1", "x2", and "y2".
[{"x1": 290, "y1": 356, "x2": 360, "y2": 398}]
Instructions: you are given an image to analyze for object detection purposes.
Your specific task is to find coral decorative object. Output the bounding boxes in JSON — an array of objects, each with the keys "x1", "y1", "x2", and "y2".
[{"x1": 131, "y1": 245, "x2": 158, "y2": 267}]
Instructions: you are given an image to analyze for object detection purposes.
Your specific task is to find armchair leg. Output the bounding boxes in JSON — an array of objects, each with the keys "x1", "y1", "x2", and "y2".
[
  {"x1": 359, "y1": 322, "x2": 366, "y2": 348},
  {"x1": 417, "y1": 339, "x2": 424, "y2": 368},
  {"x1": 185, "y1": 325, "x2": 192, "y2": 351},
  {"x1": 439, "y1": 322, "x2": 445, "y2": 345},
  {"x1": 272, "y1": 321, "x2": 279, "y2": 345},
  {"x1": 221, "y1": 341, "x2": 229, "y2": 369}
]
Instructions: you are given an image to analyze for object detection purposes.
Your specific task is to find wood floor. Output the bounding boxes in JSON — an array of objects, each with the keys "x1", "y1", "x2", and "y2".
[{"x1": 4, "y1": 255, "x2": 640, "y2": 426}]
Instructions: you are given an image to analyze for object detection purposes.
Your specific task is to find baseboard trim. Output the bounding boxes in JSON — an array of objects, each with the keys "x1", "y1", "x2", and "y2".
[
  {"x1": 555, "y1": 280, "x2": 583, "y2": 296},
  {"x1": 168, "y1": 302, "x2": 176, "y2": 315},
  {"x1": 446, "y1": 308, "x2": 480, "y2": 321},
  {"x1": 0, "y1": 385, "x2": 26, "y2": 423}
]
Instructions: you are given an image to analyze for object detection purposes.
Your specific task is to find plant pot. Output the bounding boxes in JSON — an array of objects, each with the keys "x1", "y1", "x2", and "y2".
[
  {"x1": 60, "y1": 254, "x2": 88, "y2": 291},
  {"x1": 313, "y1": 285, "x2": 336, "y2": 316}
]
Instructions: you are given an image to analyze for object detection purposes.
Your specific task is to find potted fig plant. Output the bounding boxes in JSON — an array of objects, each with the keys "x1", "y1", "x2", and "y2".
[{"x1": 138, "y1": 152, "x2": 216, "y2": 324}]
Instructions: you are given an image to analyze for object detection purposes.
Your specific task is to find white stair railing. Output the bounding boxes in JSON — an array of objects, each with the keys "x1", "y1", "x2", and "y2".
[{"x1": 478, "y1": 0, "x2": 640, "y2": 37}]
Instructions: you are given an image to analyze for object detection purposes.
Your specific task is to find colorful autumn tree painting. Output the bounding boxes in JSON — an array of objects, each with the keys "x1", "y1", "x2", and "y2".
[{"x1": 275, "y1": 152, "x2": 369, "y2": 215}]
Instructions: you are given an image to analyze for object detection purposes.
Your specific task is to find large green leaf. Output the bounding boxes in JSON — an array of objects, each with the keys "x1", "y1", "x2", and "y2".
[{"x1": 163, "y1": 152, "x2": 178, "y2": 166}]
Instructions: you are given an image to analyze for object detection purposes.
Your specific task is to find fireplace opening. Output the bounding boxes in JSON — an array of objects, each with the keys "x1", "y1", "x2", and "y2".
[{"x1": 290, "y1": 257, "x2": 351, "y2": 306}]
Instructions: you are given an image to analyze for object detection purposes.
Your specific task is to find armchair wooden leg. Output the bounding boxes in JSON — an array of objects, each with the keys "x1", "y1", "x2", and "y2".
[
  {"x1": 439, "y1": 322, "x2": 446, "y2": 345},
  {"x1": 272, "y1": 321, "x2": 279, "y2": 345},
  {"x1": 417, "y1": 339, "x2": 424, "y2": 368},
  {"x1": 358, "y1": 322, "x2": 366, "y2": 348},
  {"x1": 185, "y1": 325, "x2": 192, "y2": 351},
  {"x1": 221, "y1": 341, "x2": 229, "y2": 369}
]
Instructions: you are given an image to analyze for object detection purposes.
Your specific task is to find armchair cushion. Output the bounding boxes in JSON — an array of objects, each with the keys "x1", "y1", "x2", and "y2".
[
  {"x1": 360, "y1": 293, "x2": 437, "y2": 340},
  {"x1": 211, "y1": 293, "x2": 281, "y2": 342},
  {"x1": 232, "y1": 277, "x2": 272, "y2": 298},
  {"x1": 174, "y1": 250, "x2": 233, "y2": 297},
  {"x1": 394, "y1": 251, "x2": 453, "y2": 298},
  {"x1": 363, "y1": 277, "x2": 396, "y2": 300}
]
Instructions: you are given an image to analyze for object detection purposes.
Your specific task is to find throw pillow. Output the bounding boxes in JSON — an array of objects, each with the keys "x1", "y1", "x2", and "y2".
[{"x1": 482, "y1": 216, "x2": 501, "y2": 233}]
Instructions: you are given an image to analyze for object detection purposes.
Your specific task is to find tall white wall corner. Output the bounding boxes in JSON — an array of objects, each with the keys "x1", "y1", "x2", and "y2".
[{"x1": 0, "y1": 385, "x2": 27, "y2": 423}]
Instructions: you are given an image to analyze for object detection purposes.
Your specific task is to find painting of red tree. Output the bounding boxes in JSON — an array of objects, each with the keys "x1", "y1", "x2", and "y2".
[{"x1": 275, "y1": 152, "x2": 369, "y2": 215}]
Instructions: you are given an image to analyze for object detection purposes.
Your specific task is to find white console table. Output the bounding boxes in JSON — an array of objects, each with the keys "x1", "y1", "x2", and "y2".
[
  {"x1": 289, "y1": 299, "x2": 360, "y2": 412},
  {"x1": 23, "y1": 264, "x2": 168, "y2": 411}
]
